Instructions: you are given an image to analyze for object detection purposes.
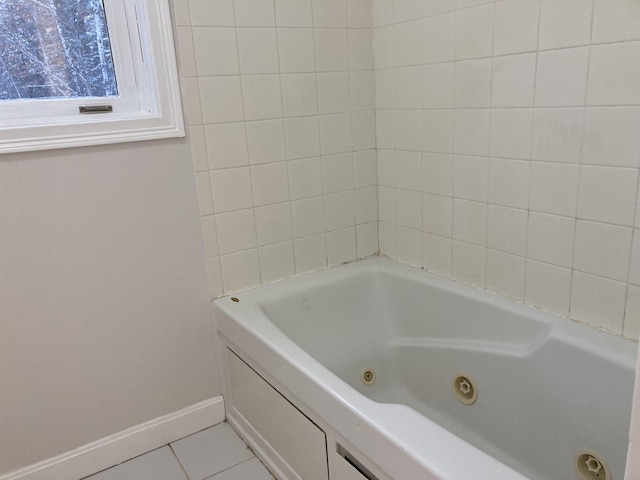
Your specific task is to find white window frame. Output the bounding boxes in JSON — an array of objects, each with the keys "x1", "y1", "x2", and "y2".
[{"x1": 0, "y1": 0, "x2": 184, "y2": 154}]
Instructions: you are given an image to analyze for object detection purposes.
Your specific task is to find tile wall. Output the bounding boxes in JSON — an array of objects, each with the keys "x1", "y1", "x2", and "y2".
[
  {"x1": 172, "y1": 0, "x2": 378, "y2": 297},
  {"x1": 374, "y1": 0, "x2": 640, "y2": 340}
]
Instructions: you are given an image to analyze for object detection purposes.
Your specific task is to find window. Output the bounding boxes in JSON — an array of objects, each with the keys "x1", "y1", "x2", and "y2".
[{"x1": 0, "y1": 0, "x2": 184, "y2": 153}]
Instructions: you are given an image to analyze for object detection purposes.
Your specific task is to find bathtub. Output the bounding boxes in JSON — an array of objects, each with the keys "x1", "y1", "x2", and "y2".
[{"x1": 213, "y1": 257, "x2": 637, "y2": 480}]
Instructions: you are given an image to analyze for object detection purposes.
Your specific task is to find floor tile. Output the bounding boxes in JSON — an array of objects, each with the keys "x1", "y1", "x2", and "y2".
[
  {"x1": 83, "y1": 446, "x2": 187, "y2": 480},
  {"x1": 208, "y1": 458, "x2": 274, "y2": 480},
  {"x1": 171, "y1": 423, "x2": 254, "y2": 480}
]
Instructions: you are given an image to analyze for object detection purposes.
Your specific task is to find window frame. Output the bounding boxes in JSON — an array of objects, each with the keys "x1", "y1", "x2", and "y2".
[{"x1": 0, "y1": 0, "x2": 185, "y2": 154}]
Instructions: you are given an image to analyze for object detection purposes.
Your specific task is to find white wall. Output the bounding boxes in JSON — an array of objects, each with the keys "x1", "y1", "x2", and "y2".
[
  {"x1": 0, "y1": 139, "x2": 219, "y2": 474},
  {"x1": 374, "y1": 0, "x2": 640, "y2": 341},
  {"x1": 173, "y1": 0, "x2": 379, "y2": 297}
]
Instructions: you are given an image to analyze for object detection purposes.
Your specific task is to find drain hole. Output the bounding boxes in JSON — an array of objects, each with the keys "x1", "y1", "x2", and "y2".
[
  {"x1": 361, "y1": 368, "x2": 376, "y2": 386},
  {"x1": 576, "y1": 451, "x2": 610, "y2": 480},
  {"x1": 452, "y1": 374, "x2": 477, "y2": 405}
]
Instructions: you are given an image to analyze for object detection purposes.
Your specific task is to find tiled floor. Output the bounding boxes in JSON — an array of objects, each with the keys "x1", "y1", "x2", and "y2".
[{"x1": 84, "y1": 423, "x2": 274, "y2": 480}]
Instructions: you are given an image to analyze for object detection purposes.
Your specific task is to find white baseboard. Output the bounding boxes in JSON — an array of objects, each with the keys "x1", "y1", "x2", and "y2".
[{"x1": 1, "y1": 396, "x2": 225, "y2": 480}]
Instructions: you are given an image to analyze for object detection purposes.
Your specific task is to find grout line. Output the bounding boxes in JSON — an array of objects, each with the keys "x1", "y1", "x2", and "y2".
[{"x1": 168, "y1": 443, "x2": 192, "y2": 480}]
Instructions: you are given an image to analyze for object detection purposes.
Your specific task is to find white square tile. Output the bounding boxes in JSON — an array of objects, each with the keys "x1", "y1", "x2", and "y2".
[
  {"x1": 205, "y1": 257, "x2": 224, "y2": 298},
  {"x1": 275, "y1": 0, "x2": 312, "y2": 27},
  {"x1": 592, "y1": 0, "x2": 640, "y2": 44},
  {"x1": 525, "y1": 260, "x2": 572, "y2": 316},
  {"x1": 278, "y1": 28, "x2": 316, "y2": 73},
  {"x1": 487, "y1": 158, "x2": 529, "y2": 209},
  {"x1": 348, "y1": 0, "x2": 372, "y2": 27},
  {"x1": 189, "y1": 126, "x2": 208, "y2": 172},
  {"x1": 313, "y1": 0, "x2": 347, "y2": 27},
  {"x1": 319, "y1": 114, "x2": 352, "y2": 154},
  {"x1": 395, "y1": 150, "x2": 422, "y2": 191},
  {"x1": 577, "y1": 166, "x2": 638, "y2": 226},
  {"x1": 199, "y1": 77, "x2": 244, "y2": 124},
  {"x1": 376, "y1": 110, "x2": 394, "y2": 149},
  {"x1": 281, "y1": 74, "x2": 318, "y2": 117},
  {"x1": 570, "y1": 272, "x2": 626, "y2": 334},
  {"x1": 630, "y1": 231, "x2": 640, "y2": 285},
  {"x1": 355, "y1": 186, "x2": 378, "y2": 224},
  {"x1": 357, "y1": 222, "x2": 379, "y2": 257},
  {"x1": 394, "y1": 110, "x2": 422, "y2": 151},
  {"x1": 294, "y1": 234, "x2": 327, "y2": 273},
  {"x1": 453, "y1": 109, "x2": 490, "y2": 156},
  {"x1": 423, "y1": 109, "x2": 454, "y2": 153},
  {"x1": 423, "y1": 233, "x2": 452, "y2": 276},
  {"x1": 422, "y1": 63, "x2": 454, "y2": 109},
  {"x1": 378, "y1": 186, "x2": 396, "y2": 222},
  {"x1": 189, "y1": 0, "x2": 235, "y2": 26},
  {"x1": 211, "y1": 457, "x2": 274, "y2": 480},
  {"x1": 220, "y1": 250, "x2": 261, "y2": 293},
  {"x1": 574, "y1": 220, "x2": 632, "y2": 282},
  {"x1": 490, "y1": 109, "x2": 533, "y2": 160},
  {"x1": 394, "y1": 0, "x2": 423, "y2": 22},
  {"x1": 527, "y1": 213, "x2": 575, "y2": 268},
  {"x1": 318, "y1": 72, "x2": 351, "y2": 114},
  {"x1": 173, "y1": 0, "x2": 192, "y2": 26},
  {"x1": 284, "y1": 117, "x2": 321, "y2": 159},
  {"x1": 324, "y1": 191, "x2": 355, "y2": 230},
  {"x1": 457, "y1": 0, "x2": 493, "y2": 9},
  {"x1": 582, "y1": 107, "x2": 640, "y2": 168},
  {"x1": 255, "y1": 203, "x2": 292, "y2": 246},
  {"x1": 258, "y1": 242, "x2": 295, "y2": 284},
  {"x1": 375, "y1": 70, "x2": 393, "y2": 110},
  {"x1": 210, "y1": 167, "x2": 253, "y2": 213},
  {"x1": 176, "y1": 27, "x2": 197, "y2": 76},
  {"x1": 486, "y1": 250, "x2": 525, "y2": 300},
  {"x1": 394, "y1": 20, "x2": 422, "y2": 66},
  {"x1": 424, "y1": 0, "x2": 454, "y2": 16},
  {"x1": 493, "y1": 0, "x2": 539, "y2": 56},
  {"x1": 349, "y1": 30, "x2": 374, "y2": 70},
  {"x1": 422, "y1": 13, "x2": 455, "y2": 64},
  {"x1": 455, "y1": 4, "x2": 494, "y2": 60},
  {"x1": 373, "y1": 26, "x2": 394, "y2": 69},
  {"x1": 251, "y1": 163, "x2": 290, "y2": 206},
  {"x1": 373, "y1": 0, "x2": 393, "y2": 27},
  {"x1": 396, "y1": 190, "x2": 422, "y2": 229},
  {"x1": 323, "y1": 153, "x2": 354, "y2": 193},
  {"x1": 241, "y1": 75, "x2": 283, "y2": 121},
  {"x1": 377, "y1": 149, "x2": 395, "y2": 187},
  {"x1": 288, "y1": 157, "x2": 323, "y2": 200},
  {"x1": 237, "y1": 28, "x2": 279, "y2": 74},
  {"x1": 491, "y1": 53, "x2": 536, "y2": 107},
  {"x1": 455, "y1": 58, "x2": 492, "y2": 108},
  {"x1": 326, "y1": 227, "x2": 357, "y2": 265},
  {"x1": 354, "y1": 150, "x2": 378, "y2": 188},
  {"x1": 195, "y1": 171, "x2": 214, "y2": 215},
  {"x1": 378, "y1": 220, "x2": 397, "y2": 258},
  {"x1": 246, "y1": 120, "x2": 286, "y2": 165},
  {"x1": 291, "y1": 197, "x2": 325, "y2": 237},
  {"x1": 452, "y1": 241, "x2": 486, "y2": 287},
  {"x1": 535, "y1": 47, "x2": 590, "y2": 107},
  {"x1": 234, "y1": 0, "x2": 275, "y2": 26},
  {"x1": 171, "y1": 424, "x2": 254, "y2": 480},
  {"x1": 351, "y1": 71, "x2": 375, "y2": 111},
  {"x1": 181, "y1": 77, "x2": 203, "y2": 126},
  {"x1": 394, "y1": 66, "x2": 422, "y2": 110},
  {"x1": 529, "y1": 162, "x2": 579, "y2": 216},
  {"x1": 423, "y1": 153, "x2": 453, "y2": 196},
  {"x1": 201, "y1": 215, "x2": 219, "y2": 258},
  {"x1": 453, "y1": 155, "x2": 488, "y2": 202},
  {"x1": 205, "y1": 123, "x2": 249, "y2": 170},
  {"x1": 315, "y1": 29, "x2": 349, "y2": 71},
  {"x1": 587, "y1": 42, "x2": 640, "y2": 105},
  {"x1": 216, "y1": 209, "x2": 257, "y2": 254},
  {"x1": 86, "y1": 447, "x2": 187, "y2": 480},
  {"x1": 487, "y1": 205, "x2": 528, "y2": 256},
  {"x1": 531, "y1": 108, "x2": 584, "y2": 163},
  {"x1": 624, "y1": 285, "x2": 640, "y2": 339},
  {"x1": 453, "y1": 199, "x2": 487, "y2": 246},
  {"x1": 538, "y1": 0, "x2": 593, "y2": 50},
  {"x1": 352, "y1": 111, "x2": 376, "y2": 150},
  {"x1": 423, "y1": 193, "x2": 452, "y2": 237},
  {"x1": 397, "y1": 226, "x2": 423, "y2": 266}
]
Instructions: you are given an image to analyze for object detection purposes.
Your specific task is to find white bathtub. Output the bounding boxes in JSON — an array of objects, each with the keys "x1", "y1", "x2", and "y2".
[{"x1": 213, "y1": 257, "x2": 637, "y2": 480}]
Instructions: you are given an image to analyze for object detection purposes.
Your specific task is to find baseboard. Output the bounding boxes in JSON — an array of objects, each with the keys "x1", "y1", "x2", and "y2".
[{"x1": 0, "y1": 396, "x2": 225, "y2": 480}]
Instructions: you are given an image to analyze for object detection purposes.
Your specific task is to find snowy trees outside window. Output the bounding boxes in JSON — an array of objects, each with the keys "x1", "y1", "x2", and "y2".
[{"x1": 0, "y1": 0, "x2": 117, "y2": 100}]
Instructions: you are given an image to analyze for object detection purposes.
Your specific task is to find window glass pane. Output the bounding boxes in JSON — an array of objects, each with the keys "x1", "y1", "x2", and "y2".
[{"x1": 0, "y1": 0, "x2": 118, "y2": 100}]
